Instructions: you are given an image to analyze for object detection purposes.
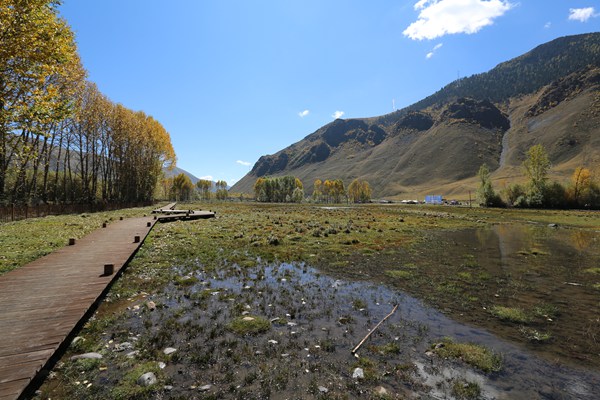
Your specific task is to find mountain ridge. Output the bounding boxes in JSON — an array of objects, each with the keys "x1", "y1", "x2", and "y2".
[{"x1": 231, "y1": 33, "x2": 600, "y2": 198}]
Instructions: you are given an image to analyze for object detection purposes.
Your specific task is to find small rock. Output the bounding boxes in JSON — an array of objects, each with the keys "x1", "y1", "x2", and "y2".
[
  {"x1": 198, "y1": 384, "x2": 212, "y2": 392},
  {"x1": 242, "y1": 311, "x2": 250, "y2": 316},
  {"x1": 375, "y1": 386, "x2": 388, "y2": 396},
  {"x1": 71, "y1": 352, "x2": 103, "y2": 360},
  {"x1": 287, "y1": 322, "x2": 298, "y2": 327},
  {"x1": 548, "y1": 223, "x2": 559, "y2": 228},
  {"x1": 425, "y1": 351, "x2": 434, "y2": 357},
  {"x1": 158, "y1": 362, "x2": 166, "y2": 369},
  {"x1": 268, "y1": 340, "x2": 278, "y2": 344},
  {"x1": 318, "y1": 386, "x2": 329, "y2": 393},
  {"x1": 126, "y1": 350, "x2": 139, "y2": 358},
  {"x1": 164, "y1": 385, "x2": 173, "y2": 391},
  {"x1": 352, "y1": 368, "x2": 364, "y2": 379},
  {"x1": 434, "y1": 343, "x2": 445, "y2": 349},
  {"x1": 114, "y1": 342, "x2": 133, "y2": 352},
  {"x1": 242, "y1": 316, "x2": 255, "y2": 321},
  {"x1": 137, "y1": 372, "x2": 157, "y2": 387},
  {"x1": 71, "y1": 336, "x2": 85, "y2": 346},
  {"x1": 146, "y1": 301, "x2": 156, "y2": 310},
  {"x1": 163, "y1": 347, "x2": 177, "y2": 355}
]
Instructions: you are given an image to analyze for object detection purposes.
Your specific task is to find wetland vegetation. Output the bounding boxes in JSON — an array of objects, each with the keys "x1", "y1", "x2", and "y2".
[{"x1": 4, "y1": 202, "x2": 599, "y2": 398}]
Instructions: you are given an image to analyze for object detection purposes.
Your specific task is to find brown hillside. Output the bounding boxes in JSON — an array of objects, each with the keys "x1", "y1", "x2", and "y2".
[{"x1": 232, "y1": 34, "x2": 600, "y2": 199}]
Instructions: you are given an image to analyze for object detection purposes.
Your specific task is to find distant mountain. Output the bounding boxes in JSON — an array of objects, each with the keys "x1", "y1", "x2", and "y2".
[
  {"x1": 163, "y1": 166, "x2": 201, "y2": 185},
  {"x1": 231, "y1": 33, "x2": 600, "y2": 198},
  {"x1": 163, "y1": 167, "x2": 232, "y2": 191}
]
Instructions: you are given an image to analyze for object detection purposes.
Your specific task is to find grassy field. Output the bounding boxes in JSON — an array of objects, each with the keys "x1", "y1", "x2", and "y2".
[
  {"x1": 0, "y1": 206, "x2": 157, "y2": 275},
  {"x1": 3, "y1": 202, "x2": 600, "y2": 399}
]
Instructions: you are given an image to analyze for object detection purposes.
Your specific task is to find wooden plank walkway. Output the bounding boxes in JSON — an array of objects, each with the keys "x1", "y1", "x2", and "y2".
[
  {"x1": 151, "y1": 202, "x2": 177, "y2": 213},
  {"x1": 156, "y1": 210, "x2": 215, "y2": 222},
  {"x1": 0, "y1": 216, "x2": 156, "y2": 400}
]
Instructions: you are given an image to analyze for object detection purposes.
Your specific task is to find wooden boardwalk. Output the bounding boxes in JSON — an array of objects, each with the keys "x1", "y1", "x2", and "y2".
[
  {"x1": 156, "y1": 210, "x2": 215, "y2": 222},
  {"x1": 0, "y1": 216, "x2": 156, "y2": 400},
  {"x1": 151, "y1": 202, "x2": 216, "y2": 222}
]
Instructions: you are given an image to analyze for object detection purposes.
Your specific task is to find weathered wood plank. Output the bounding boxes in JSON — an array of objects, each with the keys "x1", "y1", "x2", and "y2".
[{"x1": 0, "y1": 216, "x2": 156, "y2": 400}]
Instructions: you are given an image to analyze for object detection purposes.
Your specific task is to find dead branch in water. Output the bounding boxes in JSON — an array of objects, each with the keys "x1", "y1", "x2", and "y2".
[{"x1": 352, "y1": 304, "x2": 399, "y2": 354}]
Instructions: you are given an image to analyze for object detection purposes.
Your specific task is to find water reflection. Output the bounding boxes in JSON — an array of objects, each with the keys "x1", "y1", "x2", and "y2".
[{"x1": 420, "y1": 223, "x2": 600, "y2": 370}]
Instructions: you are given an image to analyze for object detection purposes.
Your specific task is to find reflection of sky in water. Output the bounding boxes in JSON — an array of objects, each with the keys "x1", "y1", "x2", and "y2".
[{"x1": 183, "y1": 255, "x2": 600, "y2": 399}]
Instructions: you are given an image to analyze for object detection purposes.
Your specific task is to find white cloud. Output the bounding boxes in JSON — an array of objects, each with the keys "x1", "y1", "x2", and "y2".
[
  {"x1": 403, "y1": 0, "x2": 514, "y2": 40},
  {"x1": 298, "y1": 109, "x2": 310, "y2": 118},
  {"x1": 236, "y1": 160, "x2": 251, "y2": 167},
  {"x1": 426, "y1": 42, "x2": 443, "y2": 58},
  {"x1": 568, "y1": 7, "x2": 597, "y2": 22},
  {"x1": 544, "y1": 21, "x2": 551, "y2": 29},
  {"x1": 200, "y1": 175, "x2": 213, "y2": 181},
  {"x1": 332, "y1": 111, "x2": 345, "y2": 119}
]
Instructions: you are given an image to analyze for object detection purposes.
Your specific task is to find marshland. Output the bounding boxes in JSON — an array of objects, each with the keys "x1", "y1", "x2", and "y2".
[{"x1": 5, "y1": 202, "x2": 598, "y2": 399}]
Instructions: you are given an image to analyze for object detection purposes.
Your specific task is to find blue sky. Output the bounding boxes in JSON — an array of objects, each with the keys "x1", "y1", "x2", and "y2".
[{"x1": 59, "y1": 1, "x2": 599, "y2": 185}]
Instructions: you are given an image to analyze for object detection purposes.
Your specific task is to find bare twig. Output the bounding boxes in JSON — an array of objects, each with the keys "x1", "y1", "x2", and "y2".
[{"x1": 352, "y1": 304, "x2": 399, "y2": 354}]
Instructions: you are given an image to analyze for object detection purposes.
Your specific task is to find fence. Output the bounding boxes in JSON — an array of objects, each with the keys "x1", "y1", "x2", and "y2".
[{"x1": 0, "y1": 202, "x2": 153, "y2": 223}]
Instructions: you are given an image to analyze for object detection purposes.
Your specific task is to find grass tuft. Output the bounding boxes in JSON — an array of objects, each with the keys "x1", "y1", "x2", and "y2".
[
  {"x1": 384, "y1": 270, "x2": 413, "y2": 279},
  {"x1": 490, "y1": 306, "x2": 530, "y2": 323},
  {"x1": 432, "y1": 338, "x2": 502, "y2": 373},
  {"x1": 227, "y1": 316, "x2": 271, "y2": 335}
]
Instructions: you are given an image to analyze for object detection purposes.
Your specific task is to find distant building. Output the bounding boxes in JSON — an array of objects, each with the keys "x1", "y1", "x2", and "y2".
[{"x1": 425, "y1": 195, "x2": 443, "y2": 205}]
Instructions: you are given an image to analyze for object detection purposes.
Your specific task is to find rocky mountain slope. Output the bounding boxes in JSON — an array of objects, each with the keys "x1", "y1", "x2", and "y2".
[{"x1": 231, "y1": 33, "x2": 600, "y2": 198}]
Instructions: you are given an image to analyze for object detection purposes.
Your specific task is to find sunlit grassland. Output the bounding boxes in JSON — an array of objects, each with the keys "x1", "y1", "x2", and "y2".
[{"x1": 0, "y1": 205, "x2": 156, "y2": 275}]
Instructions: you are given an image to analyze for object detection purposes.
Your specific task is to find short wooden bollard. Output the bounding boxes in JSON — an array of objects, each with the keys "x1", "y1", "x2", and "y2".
[
  {"x1": 154, "y1": 216, "x2": 157, "y2": 220},
  {"x1": 104, "y1": 264, "x2": 114, "y2": 275},
  {"x1": 119, "y1": 216, "x2": 123, "y2": 221},
  {"x1": 68, "y1": 238, "x2": 76, "y2": 246},
  {"x1": 147, "y1": 222, "x2": 151, "y2": 227},
  {"x1": 102, "y1": 222, "x2": 107, "y2": 228},
  {"x1": 134, "y1": 235, "x2": 140, "y2": 243}
]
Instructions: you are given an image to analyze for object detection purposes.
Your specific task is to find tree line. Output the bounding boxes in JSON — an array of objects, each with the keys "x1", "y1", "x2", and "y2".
[
  {"x1": 163, "y1": 174, "x2": 229, "y2": 202},
  {"x1": 477, "y1": 144, "x2": 600, "y2": 209},
  {"x1": 0, "y1": 1, "x2": 176, "y2": 205},
  {"x1": 253, "y1": 176, "x2": 372, "y2": 204}
]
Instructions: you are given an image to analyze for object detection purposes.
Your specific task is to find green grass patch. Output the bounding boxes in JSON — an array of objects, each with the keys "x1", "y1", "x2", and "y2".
[
  {"x1": 384, "y1": 270, "x2": 413, "y2": 279},
  {"x1": 584, "y1": 267, "x2": 600, "y2": 274},
  {"x1": 533, "y1": 303, "x2": 560, "y2": 320},
  {"x1": 227, "y1": 316, "x2": 271, "y2": 335},
  {"x1": 111, "y1": 361, "x2": 163, "y2": 400},
  {"x1": 457, "y1": 271, "x2": 473, "y2": 281},
  {"x1": 490, "y1": 306, "x2": 530, "y2": 323},
  {"x1": 432, "y1": 338, "x2": 502, "y2": 373},
  {"x1": 174, "y1": 275, "x2": 199, "y2": 286},
  {"x1": 519, "y1": 327, "x2": 552, "y2": 342},
  {"x1": 378, "y1": 342, "x2": 401, "y2": 355},
  {"x1": 452, "y1": 379, "x2": 482, "y2": 400}
]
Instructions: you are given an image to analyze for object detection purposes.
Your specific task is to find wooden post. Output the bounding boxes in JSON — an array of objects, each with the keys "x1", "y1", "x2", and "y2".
[
  {"x1": 104, "y1": 264, "x2": 114, "y2": 275},
  {"x1": 68, "y1": 238, "x2": 76, "y2": 246},
  {"x1": 102, "y1": 222, "x2": 107, "y2": 228},
  {"x1": 134, "y1": 235, "x2": 140, "y2": 243},
  {"x1": 147, "y1": 222, "x2": 151, "y2": 227}
]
